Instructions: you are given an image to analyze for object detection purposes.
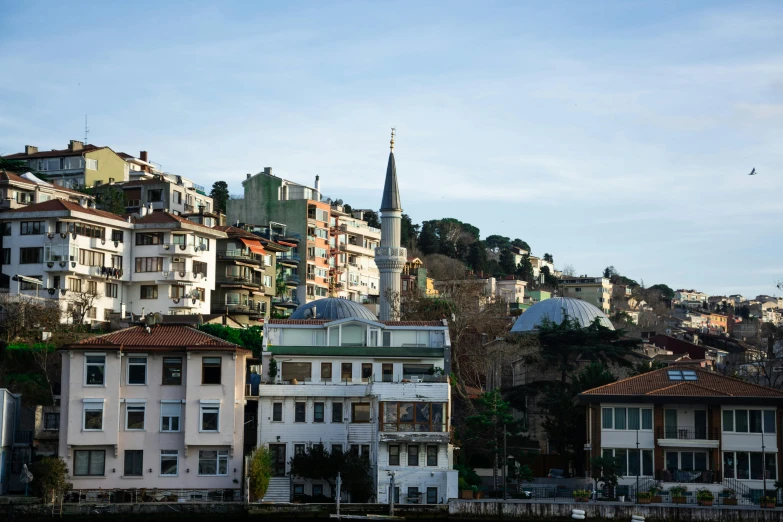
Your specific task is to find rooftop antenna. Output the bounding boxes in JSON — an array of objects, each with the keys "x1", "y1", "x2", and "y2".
[{"x1": 84, "y1": 115, "x2": 89, "y2": 144}]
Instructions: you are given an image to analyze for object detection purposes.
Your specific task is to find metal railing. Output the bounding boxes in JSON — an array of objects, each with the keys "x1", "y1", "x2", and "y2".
[
  {"x1": 655, "y1": 468, "x2": 721, "y2": 483},
  {"x1": 14, "y1": 430, "x2": 33, "y2": 444},
  {"x1": 216, "y1": 275, "x2": 261, "y2": 286},
  {"x1": 217, "y1": 249, "x2": 263, "y2": 263},
  {"x1": 656, "y1": 426, "x2": 719, "y2": 440},
  {"x1": 284, "y1": 274, "x2": 301, "y2": 285},
  {"x1": 277, "y1": 253, "x2": 301, "y2": 263},
  {"x1": 63, "y1": 488, "x2": 242, "y2": 504}
]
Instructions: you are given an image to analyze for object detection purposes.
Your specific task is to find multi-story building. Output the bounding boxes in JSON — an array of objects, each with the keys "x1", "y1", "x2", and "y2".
[
  {"x1": 580, "y1": 367, "x2": 783, "y2": 495},
  {"x1": 559, "y1": 276, "x2": 613, "y2": 314},
  {"x1": 112, "y1": 176, "x2": 217, "y2": 225},
  {"x1": 58, "y1": 324, "x2": 250, "y2": 496},
  {"x1": 0, "y1": 169, "x2": 93, "y2": 210},
  {"x1": 3, "y1": 141, "x2": 130, "y2": 189},
  {"x1": 675, "y1": 289, "x2": 709, "y2": 308},
  {"x1": 331, "y1": 207, "x2": 381, "y2": 304},
  {"x1": 0, "y1": 200, "x2": 225, "y2": 321},
  {"x1": 211, "y1": 225, "x2": 290, "y2": 325},
  {"x1": 258, "y1": 301, "x2": 456, "y2": 503}
]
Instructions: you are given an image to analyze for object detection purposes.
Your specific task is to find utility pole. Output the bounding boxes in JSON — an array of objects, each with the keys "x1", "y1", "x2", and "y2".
[
  {"x1": 502, "y1": 424, "x2": 507, "y2": 500},
  {"x1": 336, "y1": 472, "x2": 341, "y2": 516},
  {"x1": 389, "y1": 472, "x2": 395, "y2": 516}
]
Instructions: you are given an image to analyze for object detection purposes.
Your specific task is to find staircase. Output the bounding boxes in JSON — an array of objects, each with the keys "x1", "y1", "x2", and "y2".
[
  {"x1": 722, "y1": 477, "x2": 758, "y2": 505},
  {"x1": 262, "y1": 477, "x2": 291, "y2": 503}
]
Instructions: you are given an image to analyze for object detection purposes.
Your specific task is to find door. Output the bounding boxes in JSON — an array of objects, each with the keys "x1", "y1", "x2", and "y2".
[
  {"x1": 382, "y1": 364, "x2": 393, "y2": 382},
  {"x1": 664, "y1": 409, "x2": 678, "y2": 438},
  {"x1": 694, "y1": 410, "x2": 707, "y2": 439},
  {"x1": 269, "y1": 444, "x2": 286, "y2": 477}
]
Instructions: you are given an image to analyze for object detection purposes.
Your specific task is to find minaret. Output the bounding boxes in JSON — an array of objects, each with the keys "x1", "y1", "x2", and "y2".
[{"x1": 375, "y1": 128, "x2": 407, "y2": 321}]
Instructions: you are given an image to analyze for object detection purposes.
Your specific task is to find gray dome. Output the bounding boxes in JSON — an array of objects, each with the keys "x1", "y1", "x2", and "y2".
[
  {"x1": 511, "y1": 297, "x2": 614, "y2": 333},
  {"x1": 290, "y1": 298, "x2": 378, "y2": 321}
]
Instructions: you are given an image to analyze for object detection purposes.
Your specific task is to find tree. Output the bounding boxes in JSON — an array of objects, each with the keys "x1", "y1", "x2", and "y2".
[
  {"x1": 0, "y1": 158, "x2": 31, "y2": 173},
  {"x1": 94, "y1": 185, "x2": 128, "y2": 215},
  {"x1": 0, "y1": 293, "x2": 62, "y2": 342},
  {"x1": 485, "y1": 235, "x2": 511, "y2": 251},
  {"x1": 543, "y1": 253, "x2": 554, "y2": 263},
  {"x1": 248, "y1": 446, "x2": 273, "y2": 500},
  {"x1": 603, "y1": 266, "x2": 618, "y2": 279},
  {"x1": 30, "y1": 343, "x2": 61, "y2": 405},
  {"x1": 511, "y1": 238, "x2": 530, "y2": 252},
  {"x1": 400, "y1": 213, "x2": 418, "y2": 248},
  {"x1": 467, "y1": 241, "x2": 488, "y2": 273},
  {"x1": 362, "y1": 209, "x2": 381, "y2": 229},
  {"x1": 628, "y1": 359, "x2": 667, "y2": 376},
  {"x1": 647, "y1": 284, "x2": 674, "y2": 300},
  {"x1": 289, "y1": 445, "x2": 372, "y2": 501},
  {"x1": 562, "y1": 264, "x2": 576, "y2": 277},
  {"x1": 515, "y1": 254, "x2": 534, "y2": 283},
  {"x1": 590, "y1": 455, "x2": 621, "y2": 498},
  {"x1": 210, "y1": 181, "x2": 230, "y2": 214},
  {"x1": 498, "y1": 249, "x2": 516, "y2": 276},
  {"x1": 30, "y1": 457, "x2": 71, "y2": 503},
  {"x1": 739, "y1": 305, "x2": 751, "y2": 320},
  {"x1": 540, "y1": 266, "x2": 558, "y2": 288},
  {"x1": 418, "y1": 221, "x2": 440, "y2": 256},
  {"x1": 66, "y1": 287, "x2": 102, "y2": 325}
]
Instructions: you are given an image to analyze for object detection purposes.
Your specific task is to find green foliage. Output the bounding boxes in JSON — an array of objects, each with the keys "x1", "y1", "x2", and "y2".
[
  {"x1": 515, "y1": 253, "x2": 534, "y2": 282},
  {"x1": 543, "y1": 253, "x2": 553, "y2": 263},
  {"x1": 669, "y1": 485, "x2": 687, "y2": 497},
  {"x1": 362, "y1": 209, "x2": 381, "y2": 229},
  {"x1": 458, "y1": 477, "x2": 471, "y2": 490},
  {"x1": 267, "y1": 357, "x2": 278, "y2": 380},
  {"x1": 647, "y1": 284, "x2": 674, "y2": 300},
  {"x1": 0, "y1": 158, "x2": 31, "y2": 173},
  {"x1": 485, "y1": 235, "x2": 511, "y2": 251},
  {"x1": 94, "y1": 185, "x2": 128, "y2": 215},
  {"x1": 629, "y1": 359, "x2": 667, "y2": 376},
  {"x1": 30, "y1": 457, "x2": 72, "y2": 501},
  {"x1": 248, "y1": 446, "x2": 273, "y2": 499},
  {"x1": 400, "y1": 213, "x2": 419, "y2": 248},
  {"x1": 467, "y1": 240, "x2": 488, "y2": 273},
  {"x1": 590, "y1": 456, "x2": 621, "y2": 495},
  {"x1": 418, "y1": 221, "x2": 440, "y2": 256},
  {"x1": 573, "y1": 489, "x2": 591, "y2": 497},
  {"x1": 498, "y1": 249, "x2": 516, "y2": 276},
  {"x1": 197, "y1": 324, "x2": 263, "y2": 356},
  {"x1": 511, "y1": 238, "x2": 530, "y2": 251},
  {"x1": 517, "y1": 464, "x2": 534, "y2": 483},
  {"x1": 696, "y1": 489, "x2": 714, "y2": 501},
  {"x1": 210, "y1": 181, "x2": 230, "y2": 213},
  {"x1": 454, "y1": 462, "x2": 481, "y2": 487},
  {"x1": 465, "y1": 389, "x2": 526, "y2": 469},
  {"x1": 637, "y1": 491, "x2": 652, "y2": 499}
]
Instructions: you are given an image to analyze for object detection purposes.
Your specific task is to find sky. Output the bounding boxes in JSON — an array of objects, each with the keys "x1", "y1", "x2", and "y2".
[{"x1": 1, "y1": 1, "x2": 781, "y2": 298}]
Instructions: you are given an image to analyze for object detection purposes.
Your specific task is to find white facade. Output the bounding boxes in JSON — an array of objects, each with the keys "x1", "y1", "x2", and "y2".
[
  {"x1": 333, "y1": 213, "x2": 381, "y2": 304},
  {"x1": 0, "y1": 389, "x2": 21, "y2": 494},
  {"x1": 258, "y1": 317, "x2": 458, "y2": 503},
  {"x1": 58, "y1": 325, "x2": 249, "y2": 493}
]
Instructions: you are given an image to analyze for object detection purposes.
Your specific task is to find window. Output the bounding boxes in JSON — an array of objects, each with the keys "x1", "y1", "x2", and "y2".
[
  {"x1": 332, "y1": 402, "x2": 343, "y2": 423},
  {"x1": 295, "y1": 402, "x2": 306, "y2": 422},
  {"x1": 264, "y1": 275, "x2": 273, "y2": 287},
  {"x1": 68, "y1": 278, "x2": 82, "y2": 292},
  {"x1": 44, "y1": 412, "x2": 60, "y2": 431},
  {"x1": 642, "y1": 409, "x2": 653, "y2": 430},
  {"x1": 85, "y1": 158, "x2": 98, "y2": 170},
  {"x1": 381, "y1": 402, "x2": 446, "y2": 432},
  {"x1": 20, "y1": 275, "x2": 42, "y2": 290},
  {"x1": 200, "y1": 403, "x2": 220, "y2": 431},
  {"x1": 140, "y1": 285, "x2": 158, "y2": 299},
  {"x1": 389, "y1": 445, "x2": 400, "y2": 466},
  {"x1": 135, "y1": 257, "x2": 163, "y2": 272},
  {"x1": 382, "y1": 364, "x2": 393, "y2": 382},
  {"x1": 427, "y1": 487, "x2": 438, "y2": 504},
  {"x1": 723, "y1": 410, "x2": 734, "y2": 431},
  {"x1": 362, "y1": 363, "x2": 373, "y2": 382},
  {"x1": 314, "y1": 402, "x2": 325, "y2": 423},
  {"x1": 202, "y1": 357, "x2": 221, "y2": 384},
  {"x1": 426, "y1": 445, "x2": 438, "y2": 466},
  {"x1": 79, "y1": 249, "x2": 105, "y2": 267},
  {"x1": 111, "y1": 229, "x2": 124, "y2": 243},
  {"x1": 196, "y1": 237, "x2": 210, "y2": 251},
  {"x1": 602, "y1": 407, "x2": 652, "y2": 431},
  {"x1": 272, "y1": 402, "x2": 283, "y2": 422},
  {"x1": 198, "y1": 450, "x2": 228, "y2": 476},
  {"x1": 313, "y1": 484, "x2": 323, "y2": 497},
  {"x1": 281, "y1": 362, "x2": 311, "y2": 382},
  {"x1": 320, "y1": 362, "x2": 332, "y2": 381},
  {"x1": 295, "y1": 444, "x2": 305, "y2": 456},
  {"x1": 667, "y1": 369, "x2": 698, "y2": 381},
  {"x1": 111, "y1": 254, "x2": 122, "y2": 268},
  {"x1": 1, "y1": 222, "x2": 10, "y2": 236},
  {"x1": 20, "y1": 247, "x2": 43, "y2": 264},
  {"x1": 293, "y1": 484, "x2": 305, "y2": 496},
  {"x1": 136, "y1": 232, "x2": 164, "y2": 245},
  {"x1": 160, "y1": 450, "x2": 178, "y2": 476},
  {"x1": 352, "y1": 403, "x2": 370, "y2": 423},
  {"x1": 83, "y1": 401, "x2": 104, "y2": 430},
  {"x1": 85, "y1": 355, "x2": 105, "y2": 385},
  {"x1": 124, "y1": 450, "x2": 143, "y2": 476},
  {"x1": 173, "y1": 191, "x2": 182, "y2": 204},
  {"x1": 125, "y1": 403, "x2": 145, "y2": 430},
  {"x1": 193, "y1": 260, "x2": 208, "y2": 277},
  {"x1": 408, "y1": 445, "x2": 419, "y2": 466},
  {"x1": 74, "y1": 450, "x2": 105, "y2": 476},
  {"x1": 148, "y1": 189, "x2": 163, "y2": 202},
  {"x1": 332, "y1": 444, "x2": 343, "y2": 455},
  {"x1": 161, "y1": 402, "x2": 181, "y2": 432},
  {"x1": 723, "y1": 451, "x2": 777, "y2": 481},
  {"x1": 614, "y1": 408, "x2": 627, "y2": 430},
  {"x1": 1, "y1": 248, "x2": 9, "y2": 264},
  {"x1": 764, "y1": 410, "x2": 776, "y2": 434},
  {"x1": 162, "y1": 357, "x2": 182, "y2": 385},
  {"x1": 736, "y1": 410, "x2": 749, "y2": 433},
  {"x1": 127, "y1": 356, "x2": 147, "y2": 385},
  {"x1": 105, "y1": 282, "x2": 118, "y2": 298},
  {"x1": 20, "y1": 221, "x2": 44, "y2": 235},
  {"x1": 341, "y1": 363, "x2": 352, "y2": 382}
]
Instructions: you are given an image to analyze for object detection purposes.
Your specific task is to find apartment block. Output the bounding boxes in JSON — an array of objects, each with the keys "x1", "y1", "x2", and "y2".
[{"x1": 559, "y1": 276, "x2": 613, "y2": 314}]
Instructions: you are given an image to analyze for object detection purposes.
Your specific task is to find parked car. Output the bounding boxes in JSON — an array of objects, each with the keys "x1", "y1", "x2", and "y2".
[{"x1": 547, "y1": 468, "x2": 567, "y2": 479}]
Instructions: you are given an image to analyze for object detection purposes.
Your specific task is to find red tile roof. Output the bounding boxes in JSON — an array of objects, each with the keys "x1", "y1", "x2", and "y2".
[
  {"x1": 580, "y1": 367, "x2": 783, "y2": 398},
  {"x1": 66, "y1": 325, "x2": 249, "y2": 353},
  {"x1": 4, "y1": 144, "x2": 105, "y2": 159},
  {"x1": 0, "y1": 198, "x2": 127, "y2": 222},
  {"x1": 134, "y1": 211, "x2": 219, "y2": 231},
  {"x1": 267, "y1": 319, "x2": 445, "y2": 327},
  {"x1": 213, "y1": 225, "x2": 260, "y2": 240},
  {"x1": 0, "y1": 170, "x2": 93, "y2": 197}
]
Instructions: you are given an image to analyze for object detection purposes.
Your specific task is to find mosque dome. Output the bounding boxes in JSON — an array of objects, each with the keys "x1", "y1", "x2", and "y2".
[
  {"x1": 290, "y1": 297, "x2": 379, "y2": 322},
  {"x1": 510, "y1": 297, "x2": 614, "y2": 333}
]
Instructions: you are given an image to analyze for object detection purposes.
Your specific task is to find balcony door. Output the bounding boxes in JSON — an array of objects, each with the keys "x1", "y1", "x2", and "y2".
[
  {"x1": 664, "y1": 409, "x2": 678, "y2": 438},
  {"x1": 694, "y1": 410, "x2": 707, "y2": 439},
  {"x1": 269, "y1": 444, "x2": 286, "y2": 477}
]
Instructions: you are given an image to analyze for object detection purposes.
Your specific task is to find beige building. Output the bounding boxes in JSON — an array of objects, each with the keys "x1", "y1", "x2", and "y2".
[
  {"x1": 58, "y1": 324, "x2": 250, "y2": 497},
  {"x1": 559, "y1": 276, "x2": 613, "y2": 314}
]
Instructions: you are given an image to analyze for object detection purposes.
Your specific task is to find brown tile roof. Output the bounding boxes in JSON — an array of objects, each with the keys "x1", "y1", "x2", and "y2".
[
  {"x1": 0, "y1": 170, "x2": 92, "y2": 197},
  {"x1": 580, "y1": 367, "x2": 783, "y2": 398},
  {"x1": 65, "y1": 324, "x2": 249, "y2": 353},
  {"x1": 267, "y1": 319, "x2": 445, "y2": 327},
  {"x1": 134, "y1": 211, "x2": 216, "y2": 230},
  {"x1": 213, "y1": 225, "x2": 260, "y2": 240},
  {"x1": 4, "y1": 144, "x2": 105, "y2": 159},
  {"x1": 0, "y1": 198, "x2": 127, "y2": 222}
]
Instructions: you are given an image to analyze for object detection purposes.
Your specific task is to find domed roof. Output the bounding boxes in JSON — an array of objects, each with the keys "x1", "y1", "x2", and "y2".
[
  {"x1": 290, "y1": 298, "x2": 378, "y2": 322},
  {"x1": 511, "y1": 297, "x2": 614, "y2": 333}
]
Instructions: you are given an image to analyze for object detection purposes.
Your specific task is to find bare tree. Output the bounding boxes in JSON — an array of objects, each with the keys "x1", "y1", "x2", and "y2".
[
  {"x1": 0, "y1": 292, "x2": 62, "y2": 342},
  {"x1": 561, "y1": 264, "x2": 576, "y2": 277},
  {"x1": 66, "y1": 287, "x2": 102, "y2": 325},
  {"x1": 29, "y1": 345, "x2": 61, "y2": 404},
  {"x1": 422, "y1": 254, "x2": 467, "y2": 280}
]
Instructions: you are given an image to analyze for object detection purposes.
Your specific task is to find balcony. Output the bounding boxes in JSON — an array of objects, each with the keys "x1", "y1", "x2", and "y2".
[
  {"x1": 90, "y1": 236, "x2": 122, "y2": 252},
  {"x1": 284, "y1": 274, "x2": 300, "y2": 286},
  {"x1": 216, "y1": 275, "x2": 261, "y2": 287},
  {"x1": 184, "y1": 203, "x2": 195, "y2": 212},
  {"x1": 157, "y1": 270, "x2": 207, "y2": 284},
  {"x1": 656, "y1": 426, "x2": 720, "y2": 448},
  {"x1": 655, "y1": 469, "x2": 721, "y2": 483},
  {"x1": 159, "y1": 243, "x2": 199, "y2": 256},
  {"x1": 217, "y1": 249, "x2": 263, "y2": 265},
  {"x1": 272, "y1": 296, "x2": 300, "y2": 309},
  {"x1": 340, "y1": 242, "x2": 374, "y2": 257},
  {"x1": 341, "y1": 222, "x2": 381, "y2": 238},
  {"x1": 277, "y1": 253, "x2": 300, "y2": 267},
  {"x1": 14, "y1": 430, "x2": 33, "y2": 445},
  {"x1": 213, "y1": 302, "x2": 263, "y2": 315}
]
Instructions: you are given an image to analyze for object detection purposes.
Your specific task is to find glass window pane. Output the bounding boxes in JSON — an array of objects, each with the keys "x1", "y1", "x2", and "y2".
[
  {"x1": 736, "y1": 410, "x2": 749, "y2": 432},
  {"x1": 614, "y1": 408, "x2": 626, "y2": 430},
  {"x1": 766, "y1": 453, "x2": 777, "y2": 480},
  {"x1": 666, "y1": 452, "x2": 678, "y2": 470},
  {"x1": 628, "y1": 408, "x2": 640, "y2": 430},
  {"x1": 416, "y1": 403, "x2": 430, "y2": 423},
  {"x1": 89, "y1": 450, "x2": 105, "y2": 475},
  {"x1": 628, "y1": 449, "x2": 640, "y2": 476},
  {"x1": 432, "y1": 404, "x2": 445, "y2": 431},
  {"x1": 615, "y1": 448, "x2": 627, "y2": 476},
  {"x1": 641, "y1": 409, "x2": 652, "y2": 430},
  {"x1": 751, "y1": 453, "x2": 764, "y2": 480},
  {"x1": 723, "y1": 410, "x2": 734, "y2": 432},
  {"x1": 74, "y1": 451, "x2": 89, "y2": 475},
  {"x1": 764, "y1": 410, "x2": 776, "y2": 434},
  {"x1": 384, "y1": 403, "x2": 398, "y2": 423},
  {"x1": 750, "y1": 410, "x2": 763, "y2": 433},
  {"x1": 724, "y1": 452, "x2": 735, "y2": 479},
  {"x1": 400, "y1": 403, "x2": 414, "y2": 422},
  {"x1": 681, "y1": 452, "x2": 694, "y2": 471},
  {"x1": 602, "y1": 408, "x2": 613, "y2": 429},
  {"x1": 737, "y1": 452, "x2": 750, "y2": 479},
  {"x1": 694, "y1": 452, "x2": 707, "y2": 471},
  {"x1": 642, "y1": 450, "x2": 653, "y2": 476}
]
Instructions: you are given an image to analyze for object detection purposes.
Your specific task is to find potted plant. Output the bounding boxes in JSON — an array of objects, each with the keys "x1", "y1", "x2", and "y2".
[
  {"x1": 459, "y1": 478, "x2": 473, "y2": 500},
  {"x1": 760, "y1": 496, "x2": 776, "y2": 509},
  {"x1": 649, "y1": 486, "x2": 662, "y2": 503},
  {"x1": 573, "y1": 489, "x2": 590, "y2": 503},
  {"x1": 472, "y1": 485, "x2": 483, "y2": 500},
  {"x1": 696, "y1": 489, "x2": 714, "y2": 506},
  {"x1": 637, "y1": 492, "x2": 652, "y2": 504},
  {"x1": 721, "y1": 489, "x2": 737, "y2": 506},
  {"x1": 670, "y1": 485, "x2": 688, "y2": 504}
]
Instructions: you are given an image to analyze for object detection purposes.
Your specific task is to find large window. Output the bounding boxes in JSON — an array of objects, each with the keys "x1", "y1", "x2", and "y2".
[
  {"x1": 723, "y1": 451, "x2": 776, "y2": 480},
  {"x1": 85, "y1": 355, "x2": 105, "y2": 385},
  {"x1": 281, "y1": 362, "x2": 311, "y2": 382},
  {"x1": 83, "y1": 401, "x2": 104, "y2": 431},
  {"x1": 426, "y1": 446, "x2": 438, "y2": 466},
  {"x1": 332, "y1": 402, "x2": 343, "y2": 423},
  {"x1": 127, "y1": 357, "x2": 147, "y2": 385},
  {"x1": 140, "y1": 285, "x2": 158, "y2": 299},
  {"x1": 320, "y1": 362, "x2": 332, "y2": 381},
  {"x1": 272, "y1": 402, "x2": 283, "y2": 422},
  {"x1": 601, "y1": 407, "x2": 653, "y2": 431},
  {"x1": 160, "y1": 450, "x2": 178, "y2": 476},
  {"x1": 135, "y1": 257, "x2": 163, "y2": 272},
  {"x1": 198, "y1": 450, "x2": 228, "y2": 476},
  {"x1": 341, "y1": 363, "x2": 352, "y2": 382},
  {"x1": 381, "y1": 402, "x2": 446, "y2": 432},
  {"x1": 105, "y1": 282, "x2": 118, "y2": 298},
  {"x1": 352, "y1": 403, "x2": 371, "y2": 423},
  {"x1": 161, "y1": 402, "x2": 181, "y2": 432},
  {"x1": 295, "y1": 402, "x2": 306, "y2": 422},
  {"x1": 20, "y1": 221, "x2": 44, "y2": 235},
  {"x1": 602, "y1": 448, "x2": 653, "y2": 476},
  {"x1": 126, "y1": 403, "x2": 145, "y2": 430},
  {"x1": 202, "y1": 357, "x2": 221, "y2": 384},
  {"x1": 136, "y1": 232, "x2": 164, "y2": 245},
  {"x1": 408, "y1": 445, "x2": 419, "y2": 466},
  {"x1": 20, "y1": 247, "x2": 43, "y2": 264},
  {"x1": 162, "y1": 357, "x2": 182, "y2": 385},
  {"x1": 124, "y1": 450, "x2": 143, "y2": 476},
  {"x1": 723, "y1": 409, "x2": 775, "y2": 434},
  {"x1": 44, "y1": 413, "x2": 60, "y2": 431},
  {"x1": 200, "y1": 403, "x2": 220, "y2": 431},
  {"x1": 79, "y1": 249, "x2": 105, "y2": 267},
  {"x1": 74, "y1": 450, "x2": 105, "y2": 476}
]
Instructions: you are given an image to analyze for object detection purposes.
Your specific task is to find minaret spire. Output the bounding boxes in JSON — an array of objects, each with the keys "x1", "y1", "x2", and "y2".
[{"x1": 375, "y1": 128, "x2": 407, "y2": 321}]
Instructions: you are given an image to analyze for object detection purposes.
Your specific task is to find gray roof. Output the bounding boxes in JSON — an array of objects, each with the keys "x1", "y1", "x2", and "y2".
[
  {"x1": 290, "y1": 297, "x2": 378, "y2": 321},
  {"x1": 380, "y1": 152, "x2": 402, "y2": 212},
  {"x1": 511, "y1": 297, "x2": 614, "y2": 333}
]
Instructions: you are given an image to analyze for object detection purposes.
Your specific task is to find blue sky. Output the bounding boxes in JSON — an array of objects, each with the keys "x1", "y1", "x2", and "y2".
[{"x1": 1, "y1": 1, "x2": 781, "y2": 298}]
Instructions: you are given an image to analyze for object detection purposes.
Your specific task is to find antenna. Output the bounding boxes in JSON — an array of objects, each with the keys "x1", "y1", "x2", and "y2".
[{"x1": 84, "y1": 115, "x2": 90, "y2": 143}]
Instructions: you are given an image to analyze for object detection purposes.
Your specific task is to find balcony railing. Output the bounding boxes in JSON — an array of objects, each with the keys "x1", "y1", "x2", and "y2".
[
  {"x1": 216, "y1": 249, "x2": 263, "y2": 264},
  {"x1": 272, "y1": 296, "x2": 300, "y2": 306},
  {"x1": 656, "y1": 426, "x2": 719, "y2": 440},
  {"x1": 277, "y1": 253, "x2": 301, "y2": 263},
  {"x1": 216, "y1": 275, "x2": 261, "y2": 286},
  {"x1": 284, "y1": 274, "x2": 301, "y2": 285},
  {"x1": 655, "y1": 469, "x2": 721, "y2": 483},
  {"x1": 14, "y1": 430, "x2": 33, "y2": 444}
]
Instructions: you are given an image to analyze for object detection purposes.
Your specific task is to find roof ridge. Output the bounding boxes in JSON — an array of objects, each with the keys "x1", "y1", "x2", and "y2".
[
  {"x1": 584, "y1": 366, "x2": 669, "y2": 394},
  {"x1": 647, "y1": 381, "x2": 731, "y2": 396}
]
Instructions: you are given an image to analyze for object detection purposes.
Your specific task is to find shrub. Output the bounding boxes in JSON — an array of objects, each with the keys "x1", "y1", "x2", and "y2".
[
  {"x1": 458, "y1": 477, "x2": 471, "y2": 490},
  {"x1": 30, "y1": 457, "x2": 71, "y2": 502},
  {"x1": 573, "y1": 489, "x2": 591, "y2": 498},
  {"x1": 670, "y1": 485, "x2": 687, "y2": 497},
  {"x1": 760, "y1": 496, "x2": 777, "y2": 503},
  {"x1": 637, "y1": 492, "x2": 652, "y2": 499},
  {"x1": 248, "y1": 446, "x2": 273, "y2": 500},
  {"x1": 696, "y1": 489, "x2": 714, "y2": 501}
]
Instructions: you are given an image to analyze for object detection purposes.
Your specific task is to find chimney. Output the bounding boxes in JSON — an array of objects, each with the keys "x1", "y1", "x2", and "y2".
[
  {"x1": 68, "y1": 140, "x2": 84, "y2": 152},
  {"x1": 139, "y1": 151, "x2": 148, "y2": 162},
  {"x1": 246, "y1": 173, "x2": 251, "y2": 180},
  {"x1": 314, "y1": 175, "x2": 321, "y2": 195},
  {"x1": 24, "y1": 145, "x2": 38, "y2": 155},
  {"x1": 263, "y1": 167, "x2": 272, "y2": 176}
]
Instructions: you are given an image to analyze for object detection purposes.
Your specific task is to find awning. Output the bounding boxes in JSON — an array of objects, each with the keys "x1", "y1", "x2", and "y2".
[
  {"x1": 240, "y1": 238, "x2": 265, "y2": 255},
  {"x1": 278, "y1": 241, "x2": 298, "y2": 248}
]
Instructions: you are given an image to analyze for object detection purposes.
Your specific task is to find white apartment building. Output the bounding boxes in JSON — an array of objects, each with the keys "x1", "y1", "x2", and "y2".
[
  {"x1": 331, "y1": 209, "x2": 381, "y2": 304},
  {"x1": 58, "y1": 324, "x2": 250, "y2": 496},
  {"x1": 675, "y1": 289, "x2": 709, "y2": 308},
  {"x1": 257, "y1": 298, "x2": 457, "y2": 504},
  {"x1": 559, "y1": 276, "x2": 613, "y2": 314},
  {"x1": 0, "y1": 200, "x2": 226, "y2": 322}
]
